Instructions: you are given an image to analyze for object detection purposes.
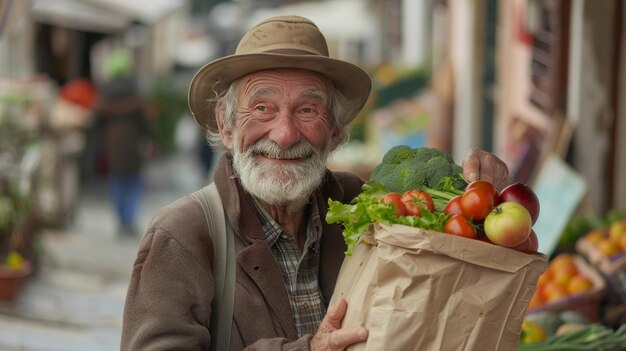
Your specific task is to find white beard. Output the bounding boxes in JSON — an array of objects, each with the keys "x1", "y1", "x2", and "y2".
[{"x1": 232, "y1": 137, "x2": 330, "y2": 213}]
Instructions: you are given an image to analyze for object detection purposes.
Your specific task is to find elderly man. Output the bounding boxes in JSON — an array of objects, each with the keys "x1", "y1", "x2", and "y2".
[{"x1": 121, "y1": 15, "x2": 510, "y2": 350}]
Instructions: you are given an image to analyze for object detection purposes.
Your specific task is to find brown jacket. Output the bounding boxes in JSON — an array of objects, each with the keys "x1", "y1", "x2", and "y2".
[{"x1": 121, "y1": 155, "x2": 364, "y2": 350}]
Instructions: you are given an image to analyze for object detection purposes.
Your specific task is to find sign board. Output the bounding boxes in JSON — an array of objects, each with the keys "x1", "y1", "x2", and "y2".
[{"x1": 532, "y1": 154, "x2": 587, "y2": 256}]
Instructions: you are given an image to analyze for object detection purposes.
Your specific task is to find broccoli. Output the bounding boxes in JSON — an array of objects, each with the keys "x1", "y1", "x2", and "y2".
[
  {"x1": 422, "y1": 156, "x2": 454, "y2": 188},
  {"x1": 370, "y1": 161, "x2": 427, "y2": 194},
  {"x1": 379, "y1": 144, "x2": 415, "y2": 165},
  {"x1": 368, "y1": 146, "x2": 468, "y2": 211}
]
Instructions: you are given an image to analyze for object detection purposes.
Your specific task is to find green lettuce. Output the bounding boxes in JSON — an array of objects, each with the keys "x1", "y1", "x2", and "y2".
[{"x1": 326, "y1": 183, "x2": 449, "y2": 255}]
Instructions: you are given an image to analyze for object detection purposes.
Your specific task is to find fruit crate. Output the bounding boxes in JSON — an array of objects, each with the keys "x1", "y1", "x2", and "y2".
[
  {"x1": 576, "y1": 238, "x2": 626, "y2": 303},
  {"x1": 527, "y1": 255, "x2": 606, "y2": 322}
]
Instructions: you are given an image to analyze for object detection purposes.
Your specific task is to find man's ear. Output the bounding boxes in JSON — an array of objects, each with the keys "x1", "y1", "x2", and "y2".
[
  {"x1": 216, "y1": 102, "x2": 234, "y2": 149},
  {"x1": 328, "y1": 126, "x2": 343, "y2": 151}
]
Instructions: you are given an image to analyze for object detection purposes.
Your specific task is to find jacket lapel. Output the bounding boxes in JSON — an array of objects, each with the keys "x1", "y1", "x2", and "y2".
[
  {"x1": 238, "y1": 240, "x2": 298, "y2": 339},
  {"x1": 214, "y1": 156, "x2": 298, "y2": 339}
]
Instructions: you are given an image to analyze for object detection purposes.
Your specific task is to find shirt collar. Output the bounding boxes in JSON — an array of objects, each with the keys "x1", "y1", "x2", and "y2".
[{"x1": 251, "y1": 196, "x2": 321, "y2": 247}]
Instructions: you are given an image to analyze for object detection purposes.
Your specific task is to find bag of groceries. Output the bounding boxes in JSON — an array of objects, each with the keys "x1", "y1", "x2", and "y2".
[
  {"x1": 332, "y1": 223, "x2": 548, "y2": 350},
  {"x1": 327, "y1": 146, "x2": 549, "y2": 350}
]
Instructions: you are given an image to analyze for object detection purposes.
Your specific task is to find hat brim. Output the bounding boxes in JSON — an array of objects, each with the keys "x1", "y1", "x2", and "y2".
[{"x1": 188, "y1": 53, "x2": 372, "y2": 132}]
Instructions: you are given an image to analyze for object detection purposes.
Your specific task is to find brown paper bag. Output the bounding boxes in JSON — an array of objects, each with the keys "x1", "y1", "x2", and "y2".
[{"x1": 332, "y1": 223, "x2": 548, "y2": 351}]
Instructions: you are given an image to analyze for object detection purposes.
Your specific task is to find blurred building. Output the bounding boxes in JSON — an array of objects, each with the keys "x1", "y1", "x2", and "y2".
[
  {"x1": 0, "y1": 0, "x2": 189, "y2": 87},
  {"x1": 252, "y1": 0, "x2": 626, "y2": 218},
  {"x1": 493, "y1": 0, "x2": 625, "y2": 214},
  {"x1": 2, "y1": 0, "x2": 625, "y2": 217},
  {"x1": 0, "y1": 0, "x2": 190, "y2": 228}
]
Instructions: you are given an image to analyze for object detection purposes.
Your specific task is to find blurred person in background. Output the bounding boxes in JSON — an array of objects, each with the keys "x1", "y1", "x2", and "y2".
[
  {"x1": 198, "y1": 133, "x2": 216, "y2": 181},
  {"x1": 94, "y1": 49, "x2": 154, "y2": 238},
  {"x1": 121, "y1": 15, "x2": 510, "y2": 350}
]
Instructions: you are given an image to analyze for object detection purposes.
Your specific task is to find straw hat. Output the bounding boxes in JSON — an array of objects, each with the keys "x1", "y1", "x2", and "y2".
[{"x1": 188, "y1": 15, "x2": 372, "y2": 132}]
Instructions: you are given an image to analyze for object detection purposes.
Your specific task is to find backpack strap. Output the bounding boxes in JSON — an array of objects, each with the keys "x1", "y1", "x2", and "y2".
[{"x1": 192, "y1": 182, "x2": 235, "y2": 351}]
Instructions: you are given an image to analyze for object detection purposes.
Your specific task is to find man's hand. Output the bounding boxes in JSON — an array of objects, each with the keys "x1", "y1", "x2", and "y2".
[
  {"x1": 310, "y1": 299, "x2": 368, "y2": 351},
  {"x1": 461, "y1": 148, "x2": 510, "y2": 191}
]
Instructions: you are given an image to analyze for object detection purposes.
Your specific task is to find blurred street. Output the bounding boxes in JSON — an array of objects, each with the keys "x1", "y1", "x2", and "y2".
[
  {"x1": 0, "y1": 147, "x2": 208, "y2": 351},
  {"x1": 1, "y1": 1, "x2": 626, "y2": 350}
]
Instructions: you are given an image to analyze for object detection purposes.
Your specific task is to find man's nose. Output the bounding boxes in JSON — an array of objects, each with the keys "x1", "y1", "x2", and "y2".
[{"x1": 268, "y1": 113, "x2": 301, "y2": 149}]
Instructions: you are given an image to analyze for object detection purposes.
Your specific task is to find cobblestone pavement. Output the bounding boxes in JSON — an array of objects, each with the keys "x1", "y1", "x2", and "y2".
[{"x1": 0, "y1": 150, "x2": 208, "y2": 351}]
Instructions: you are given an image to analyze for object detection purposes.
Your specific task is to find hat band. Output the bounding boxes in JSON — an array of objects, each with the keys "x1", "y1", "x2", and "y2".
[{"x1": 265, "y1": 48, "x2": 321, "y2": 56}]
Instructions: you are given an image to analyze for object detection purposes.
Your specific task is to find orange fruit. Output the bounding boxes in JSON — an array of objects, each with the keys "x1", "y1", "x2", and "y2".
[
  {"x1": 584, "y1": 229, "x2": 607, "y2": 245},
  {"x1": 537, "y1": 271, "x2": 552, "y2": 290},
  {"x1": 618, "y1": 234, "x2": 626, "y2": 251},
  {"x1": 552, "y1": 265, "x2": 578, "y2": 286},
  {"x1": 542, "y1": 281, "x2": 567, "y2": 301},
  {"x1": 527, "y1": 291, "x2": 545, "y2": 311},
  {"x1": 566, "y1": 274, "x2": 593, "y2": 295},
  {"x1": 608, "y1": 219, "x2": 626, "y2": 243},
  {"x1": 597, "y1": 238, "x2": 620, "y2": 257},
  {"x1": 549, "y1": 254, "x2": 575, "y2": 271},
  {"x1": 545, "y1": 288, "x2": 568, "y2": 303},
  {"x1": 549, "y1": 260, "x2": 578, "y2": 277}
]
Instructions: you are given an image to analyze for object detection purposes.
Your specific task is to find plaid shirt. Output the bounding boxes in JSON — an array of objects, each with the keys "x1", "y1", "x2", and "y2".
[{"x1": 252, "y1": 197, "x2": 326, "y2": 337}]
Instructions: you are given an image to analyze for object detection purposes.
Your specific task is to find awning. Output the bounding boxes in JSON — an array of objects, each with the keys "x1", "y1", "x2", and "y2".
[
  {"x1": 30, "y1": 0, "x2": 187, "y2": 34},
  {"x1": 248, "y1": 0, "x2": 376, "y2": 40},
  {"x1": 30, "y1": 0, "x2": 133, "y2": 34},
  {"x1": 84, "y1": 0, "x2": 187, "y2": 24}
]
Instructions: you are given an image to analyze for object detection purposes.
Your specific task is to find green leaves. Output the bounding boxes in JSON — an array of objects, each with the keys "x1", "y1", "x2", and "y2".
[
  {"x1": 326, "y1": 183, "x2": 449, "y2": 256},
  {"x1": 517, "y1": 323, "x2": 626, "y2": 351}
]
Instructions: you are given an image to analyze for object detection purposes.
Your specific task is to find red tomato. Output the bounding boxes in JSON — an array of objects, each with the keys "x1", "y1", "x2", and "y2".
[
  {"x1": 443, "y1": 215, "x2": 477, "y2": 239},
  {"x1": 382, "y1": 192, "x2": 407, "y2": 216},
  {"x1": 400, "y1": 190, "x2": 435, "y2": 217},
  {"x1": 444, "y1": 195, "x2": 464, "y2": 216},
  {"x1": 460, "y1": 188, "x2": 495, "y2": 222},
  {"x1": 466, "y1": 180, "x2": 499, "y2": 206}
]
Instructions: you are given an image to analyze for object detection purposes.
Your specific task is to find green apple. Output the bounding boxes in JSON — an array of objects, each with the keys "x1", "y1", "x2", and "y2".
[{"x1": 484, "y1": 202, "x2": 532, "y2": 247}]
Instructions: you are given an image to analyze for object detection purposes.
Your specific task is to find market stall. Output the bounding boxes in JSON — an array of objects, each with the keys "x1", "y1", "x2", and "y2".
[{"x1": 0, "y1": 76, "x2": 96, "y2": 300}]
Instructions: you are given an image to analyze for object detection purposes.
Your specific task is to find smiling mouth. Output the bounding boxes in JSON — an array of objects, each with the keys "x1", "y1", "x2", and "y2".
[
  {"x1": 255, "y1": 152, "x2": 312, "y2": 161},
  {"x1": 248, "y1": 139, "x2": 316, "y2": 162}
]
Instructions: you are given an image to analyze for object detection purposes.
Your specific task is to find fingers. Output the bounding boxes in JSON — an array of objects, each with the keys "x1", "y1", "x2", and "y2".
[
  {"x1": 491, "y1": 160, "x2": 510, "y2": 191},
  {"x1": 462, "y1": 148, "x2": 482, "y2": 183},
  {"x1": 329, "y1": 326, "x2": 368, "y2": 349},
  {"x1": 462, "y1": 148, "x2": 511, "y2": 191},
  {"x1": 311, "y1": 299, "x2": 368, "y2": 350},
  {"x1": 319, "y1": 298, "x2": 348, "y2": 332}
]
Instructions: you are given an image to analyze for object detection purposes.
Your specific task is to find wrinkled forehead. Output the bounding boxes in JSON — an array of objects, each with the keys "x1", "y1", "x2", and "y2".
[{"x1": 237, "y1": 68, "x2": 333, "y2": 99}]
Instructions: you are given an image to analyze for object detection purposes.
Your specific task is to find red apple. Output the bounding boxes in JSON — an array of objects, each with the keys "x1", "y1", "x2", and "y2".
[
  {"x1": 484, "y1": 202, "x2": 532, "y2": 247},
  {"x1": 511, "y1": 229, "x2": 539, "y2": 254},
  {"x1": 499, "y1": 183, "x2": 540, "y2": 224}
]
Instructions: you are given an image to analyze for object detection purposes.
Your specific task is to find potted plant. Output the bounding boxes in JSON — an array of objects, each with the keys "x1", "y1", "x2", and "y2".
[
  {"x1": 1, "y1": 84, "x2": 48, "y2": 301},
  {"x1": 0, "y1": 251, "x2": 32, "y2": 301},
  {"x1": 0, "y1": 179, "x2": 34, "y2": 301}
]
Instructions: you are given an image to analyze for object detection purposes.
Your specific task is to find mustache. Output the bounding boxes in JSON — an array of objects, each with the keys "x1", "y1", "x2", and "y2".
[{"x1": 247, "y1": 139, "x2": 316, "y2": 160}]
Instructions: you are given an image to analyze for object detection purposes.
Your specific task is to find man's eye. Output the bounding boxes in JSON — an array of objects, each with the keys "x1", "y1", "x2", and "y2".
[
  {"x1": 254, "y1": 105, "x2": 267, "y2": 112},
  {"x1": 300, "y1": 107, "x2": 319, "y2": 114}
]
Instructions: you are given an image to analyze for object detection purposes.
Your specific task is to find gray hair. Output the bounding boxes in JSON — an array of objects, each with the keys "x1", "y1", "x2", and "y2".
[{"x1": 204, "y1": 78, "x2": 352, "y2": 152}]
